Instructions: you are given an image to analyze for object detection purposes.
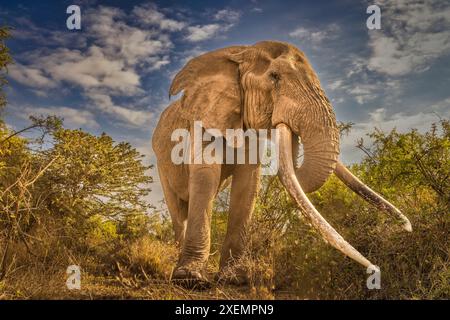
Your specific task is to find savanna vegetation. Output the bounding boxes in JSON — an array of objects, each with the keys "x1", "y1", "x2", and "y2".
[{"x1": 0, "y1": 27, "x2": 448, "y2": 299}]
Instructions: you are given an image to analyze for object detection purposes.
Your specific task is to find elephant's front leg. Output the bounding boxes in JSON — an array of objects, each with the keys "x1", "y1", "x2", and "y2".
[
  {"x1": 173, "y1": 164, "x2": 221, "y2": 284},
  {"x1": 219, "y1": 164, "x2": 260, "y2": 284}
]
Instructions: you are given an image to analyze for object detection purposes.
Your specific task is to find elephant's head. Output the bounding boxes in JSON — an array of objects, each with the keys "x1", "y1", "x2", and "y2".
[
  {"x1": 170, "y1": 41, "x2": 411, "y2": 268},
  {"x1": 171, "y1": 41, "x2": 338, "y2": 192}
]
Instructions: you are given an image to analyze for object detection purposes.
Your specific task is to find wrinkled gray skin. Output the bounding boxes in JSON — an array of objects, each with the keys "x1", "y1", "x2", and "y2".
[{"x1": 152, "y1": 41, "x2": 411, "y2": 286}]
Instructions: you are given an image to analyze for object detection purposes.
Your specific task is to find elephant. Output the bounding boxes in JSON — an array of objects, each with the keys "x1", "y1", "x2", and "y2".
[{"x1": 152, "y1": 40, "x2": 411, "y2": 286}]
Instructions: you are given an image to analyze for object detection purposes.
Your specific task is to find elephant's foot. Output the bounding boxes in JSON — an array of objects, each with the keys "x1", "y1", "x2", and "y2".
[
  {"x1": 215, "y1": 267, "x2": 249, "y2": 286},
  {"x1": 171, "y1": 267, "x2": 211, "y2": 290}
]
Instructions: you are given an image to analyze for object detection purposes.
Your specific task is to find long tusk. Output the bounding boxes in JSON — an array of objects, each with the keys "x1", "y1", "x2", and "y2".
[
  {"x1": 334, "y1": 161, "x2": 412, "y2": 232},
  {"x1": 276, "y1": 123, "x2": 374, "y2": 269}
]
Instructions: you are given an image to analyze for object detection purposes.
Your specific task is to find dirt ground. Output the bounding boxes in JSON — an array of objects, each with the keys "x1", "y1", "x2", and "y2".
[{"x1": 0, "y1": 272, "x2": 303, "y2": 300}]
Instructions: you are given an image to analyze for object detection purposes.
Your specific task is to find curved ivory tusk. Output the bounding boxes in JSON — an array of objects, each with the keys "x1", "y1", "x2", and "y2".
[
  {"x1": 334, "y1": 162, "x2": 412, "y2": 232},
  {"x1": 276, "y1": 123, "x2": 374, "y2": 269}
]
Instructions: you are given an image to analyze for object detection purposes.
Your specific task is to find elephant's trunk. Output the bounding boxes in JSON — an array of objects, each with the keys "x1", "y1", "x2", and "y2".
[
  {"x1": 276, "y1": 123, "x2": 374, "y2": 268},
  {"x1": 273, "y1": 92, "x2": 340, "y2": 193},
  {"x1": 293, "y1": 127, "x2": 339, "y2": 193}
]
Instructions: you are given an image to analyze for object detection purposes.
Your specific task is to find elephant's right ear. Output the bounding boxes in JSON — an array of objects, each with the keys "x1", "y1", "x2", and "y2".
[{"x1": 170, "y1": 46, "x2": 248, "y2": 136}]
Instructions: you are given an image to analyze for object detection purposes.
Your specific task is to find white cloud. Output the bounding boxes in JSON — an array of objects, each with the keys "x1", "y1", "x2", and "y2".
[
  {"x1": 8, "y1": 5, "x2": 174, "y2": 128},
  {"x1": 429, "y1": 97, "x2": 450, "y2": 111},
  {"x1": 326, "y1": 52, "x2": 402, "y2": 105},
  {"x1": 21, "y1": 106, "x2": 99, "y2": 129},
  {"x1": 289, "y1": 24, "x2": 340, "y2": 44},
  {"x1": 328, "y1": 79, "x2": 343, "y2": 91},
  {"x1": 9, "y1": 63, "x2": 57, "y2": 89},
  {"x1": 186, "y1": 24, "x2": 222, "y2": 42},
  {"x1": 326, "y1": 0, "x2": 450, "y2": 107},
  {"x1": 8, "y1": 4, "x2": 240, "y2": 127},
  {"x1": 345, "y1": 57, "x2": 366, "y2": 78},
  {"x1": 84, "y1": 6, "x2": 173, "y2": 67},
  {"x1": 326, "y1": 76, "x2": 398, "y2": 105},
  {"x1": 10, "y1": 5, "x2": 173, "y2": 95},
  {"x1": 132, "y1": 3, "x2": 186, "y2": 31},
  {"x1": 86, "y1": 91, "x2": 152, "y2": 127},
  {"x1": 289, "y1": 27, "x2": 327, "y2": 43},
  {"x1": 347, "y1": 84, "x2": 379, "y2": 104},
  {"x1": 30, "y1": 89, "x2": 50, "y2": 97},
  {"x1": 213, "y1": 9, "x2": 241, "y2": 23},
  {"x1": 40, "y1": 46, "x2": 141, "y2": 94},
  {"x1": 185, "y1": 9, "x2": 241, "y2": 42},
  {"x1": 367, "y1": 0, "x2": 450, "y2": 76}
]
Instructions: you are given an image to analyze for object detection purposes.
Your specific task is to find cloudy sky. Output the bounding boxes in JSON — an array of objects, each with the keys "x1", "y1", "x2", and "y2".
[{"x1": 1, "y1": 0, "x2": 450, "y2": 204}]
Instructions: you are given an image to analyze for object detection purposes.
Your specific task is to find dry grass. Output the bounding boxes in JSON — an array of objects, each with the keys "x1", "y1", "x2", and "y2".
[{"x1": 0, "y1": 233, "x2": 298, "y2": 300}]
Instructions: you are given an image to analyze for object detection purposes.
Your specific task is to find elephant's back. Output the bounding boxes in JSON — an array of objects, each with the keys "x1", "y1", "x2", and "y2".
[
  {"x1": 152, "y1": 100, "x2": 190, "y2": 201},
  {"x1": 152, "y1": 99, "x2": 189, "y2": 158}
]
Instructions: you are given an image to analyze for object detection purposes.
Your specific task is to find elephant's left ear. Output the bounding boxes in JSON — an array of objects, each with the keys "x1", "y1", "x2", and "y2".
[{"x1": 170, "y1": 46, "x2": 248, "y2": 136}]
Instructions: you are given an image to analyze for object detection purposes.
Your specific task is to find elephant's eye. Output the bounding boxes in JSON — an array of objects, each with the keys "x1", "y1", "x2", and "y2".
[{"x1": 269, "y1": 71, "x2": 281, "y2": 84}]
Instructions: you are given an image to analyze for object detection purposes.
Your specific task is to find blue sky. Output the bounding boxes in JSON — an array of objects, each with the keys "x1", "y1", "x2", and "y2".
[{"x1": 1, "y1": 0, "x2": 450, "y2": 203}]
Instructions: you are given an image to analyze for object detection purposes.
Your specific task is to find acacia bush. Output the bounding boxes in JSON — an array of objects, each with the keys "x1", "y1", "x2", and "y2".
[{"x1": 0, "y1": 119, "x2": 158, "y2": 292}]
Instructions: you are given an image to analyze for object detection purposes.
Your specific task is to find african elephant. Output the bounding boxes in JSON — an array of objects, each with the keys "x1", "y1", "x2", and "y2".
[{"x1": 152, "y1": 41, "x2": 411, "y2": 286}]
